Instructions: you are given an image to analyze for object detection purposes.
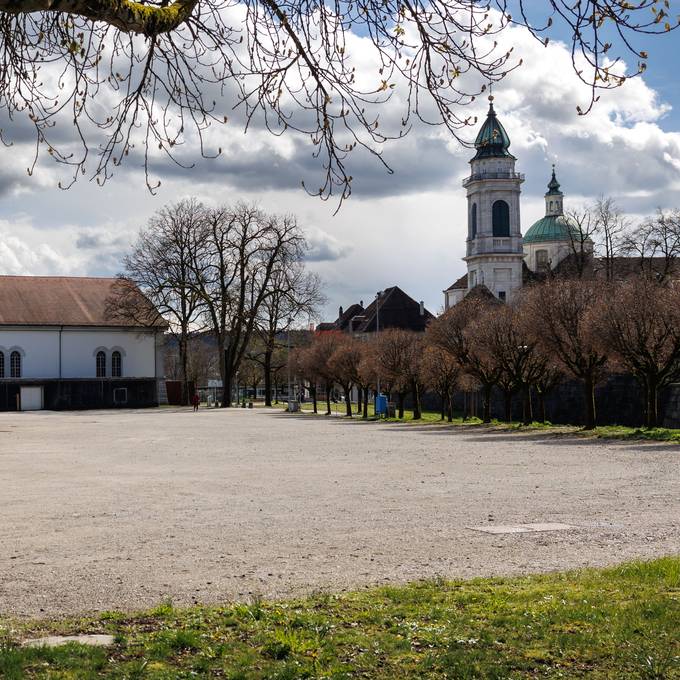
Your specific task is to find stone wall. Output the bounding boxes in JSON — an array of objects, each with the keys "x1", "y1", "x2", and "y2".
[{"x1": 450, "y1": 374, "x2": 680, "y2": 428}]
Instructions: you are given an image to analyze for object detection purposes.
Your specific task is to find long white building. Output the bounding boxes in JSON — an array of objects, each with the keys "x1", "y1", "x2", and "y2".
[{"x1": 0, "y1": 276, "x2": 166, "y2": 410}]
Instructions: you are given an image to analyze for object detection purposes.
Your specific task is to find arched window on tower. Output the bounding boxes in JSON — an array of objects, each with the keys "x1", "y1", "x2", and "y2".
[
  {"x1": 10, "y1": 351, "x2": 21, "y2": 378},
  {"x1": 471, "y1": 203, "x2": 477, "y2": 239},
  {"x1": 111, "y1": 351, "x2": 122, "y2": 377},
  {"x1": 96, "y1": 351, "x2": 106, "y2": 378},
  {"x1": 492, "y1": 200, "x2": 510, "y2": 237},
  {"x1": 0, "y1": 351, "x2": 4, "y2": 378}
]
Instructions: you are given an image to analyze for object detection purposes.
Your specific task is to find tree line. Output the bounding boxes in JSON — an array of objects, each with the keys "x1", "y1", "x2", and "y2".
[
  {"x1": 564, "y1": 198, "x2": 680, "y2": 281},
  {"x1": 291, "y1": 274, "x2": 680, "y2": 429}
]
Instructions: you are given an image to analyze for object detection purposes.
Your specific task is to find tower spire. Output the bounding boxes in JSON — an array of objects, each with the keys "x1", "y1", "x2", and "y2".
[{"x1": 472, "y1": 91, "x2": 512, "y2": 160}]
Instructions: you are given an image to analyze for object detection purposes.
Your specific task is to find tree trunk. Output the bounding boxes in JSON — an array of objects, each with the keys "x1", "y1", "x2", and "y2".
[
  {"x1": 220, "y1": 341, "x2": 230, "y2": 408},
  {"x1": 411, "y1": 380, "x2": 422, "y2": 420},
  {"x1": 223, "y1": 367, "x2": 233, "y2": 408},
  {"x1": 264, "y1": 348, "x2": 273, "y2": 407},
  {"x1": 357, "y1": 387, "x2": 362, "y2": 415},
  {"x1": 397, "y1": 392, "x2": 405, "y2": 419},
  {"x1": 179, "y1": 331, "x2": 190, "y2": 406},
  {"x1": 583, "y1": 373, "x2": 596, "y2": 430},
  {"x1": 538, "y1": 391, "x2": 546, "y2": 424},
  {"x1": 325, "y1": 382, "x2": 332, "y2": 415},
  {"x1": 503, "y1": 390, "x2": 512, "y2": 422},
  {"x1": 344, "y1": 386, "x2": 352, "y2": 417},
  {"x1": 362, "y1": 387, "x2": 369, "y2": 419},
  {"x1": 311, "y1": 384, "x2": 318, "y2": 414},
  {"x1": 446, "y1": 392, "x2": 453, "y2": 422},
  {"x1": 522, "y1": 385, "x2": 532, "y2": 425},
  {"x1": 646, "y1": 375, "x2": 659, "y2": 428},
  {"x1": 482, "y1": 384, "x2": 492, "y2": 423},
  {"x1": 440, "y1": 394, "x2": 445, "y2": 421}
]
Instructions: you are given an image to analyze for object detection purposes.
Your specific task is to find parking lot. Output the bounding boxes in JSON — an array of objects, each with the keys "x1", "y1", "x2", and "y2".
[{"x1": 1, "y1": 408, "x2": 678, "y2": 617}]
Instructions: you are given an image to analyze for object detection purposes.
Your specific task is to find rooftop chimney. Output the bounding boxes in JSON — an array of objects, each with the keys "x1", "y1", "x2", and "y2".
[
  {"x1": 338, "y1": 306, "x2": 344, "y2": 318},
  {"x1": 419, "y1": 301, "x2": 425, "y2": 316},
  {"x1": 360, "y1": 300, "x2": 363, "y2": 307}
]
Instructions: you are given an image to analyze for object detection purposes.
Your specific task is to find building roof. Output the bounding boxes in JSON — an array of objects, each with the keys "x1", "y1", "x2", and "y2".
[
  {"x1": 473, "y1": 97, "x2": 513, "y2": 160},
  {"x1": 0, "y1": 276, "x2": 165, "y2": 328},
  {"x1": 546, "y1": 166, "x2": 562, "y2": 196},
  {"x1": 445, "y1": 273, "x2": 468, "y2": 291},
  {"x1": 335, "y1": 303, "x2": 365, "y2": 331},
  {"x1": 523, "y1": 215, "x2": 580, "y2": 244},
  {"x1": 355, "y1": 286, "x2": 434, "y2": 333},
  {"x1": 548, "y1": 254, "x2": 680, "y2": 281}
]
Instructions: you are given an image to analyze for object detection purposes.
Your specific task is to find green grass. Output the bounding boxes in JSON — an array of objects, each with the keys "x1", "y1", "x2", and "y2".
[
  {"x1": 2, "y1": 557, "x2": 680, "y2": 678},
  {"x1": 276, "y1": 400, "x2": 680, "y2": 443}
]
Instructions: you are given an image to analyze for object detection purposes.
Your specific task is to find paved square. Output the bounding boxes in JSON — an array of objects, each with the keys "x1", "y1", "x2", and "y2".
[{"x1": 1, "y1": 408, "x2": 678, "y2": 617}]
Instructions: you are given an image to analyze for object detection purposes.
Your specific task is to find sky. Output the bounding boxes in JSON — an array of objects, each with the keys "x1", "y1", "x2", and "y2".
[{"x1": 1, "y1": 7, "x2": 679, "y2": 323}]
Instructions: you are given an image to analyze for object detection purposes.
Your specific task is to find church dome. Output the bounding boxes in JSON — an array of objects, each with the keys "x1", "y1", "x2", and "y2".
[{"x1": 523, "y1": 214, "x2": 578, "y2": 244}]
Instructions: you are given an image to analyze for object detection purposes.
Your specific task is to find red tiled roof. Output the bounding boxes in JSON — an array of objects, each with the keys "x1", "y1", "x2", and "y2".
[{"x1": 0, "y1": 276, "x2": 165, "y2": 328}]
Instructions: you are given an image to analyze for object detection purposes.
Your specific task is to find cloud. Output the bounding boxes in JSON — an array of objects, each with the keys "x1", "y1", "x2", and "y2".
[
  {"x1": 0, "y1": 12, "x2": 680, "y2": 323},
  {"x1": 304, "y1": 227, "x2": 352, "y2": 262}
]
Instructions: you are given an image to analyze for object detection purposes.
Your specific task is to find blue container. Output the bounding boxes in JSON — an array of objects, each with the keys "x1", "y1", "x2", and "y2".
[{"x1": 375, "y1": 394, "x2": 388, "y2": 416}]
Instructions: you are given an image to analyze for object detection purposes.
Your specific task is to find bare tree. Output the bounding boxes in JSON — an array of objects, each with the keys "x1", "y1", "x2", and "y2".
[
  {"x1": 253, "y1": 260, "x2": 324, "y2": 407},
  {"x1": 328, "y1": 336, "x2": 363, "y2": 417},
  {"x1": 622, "y1": 208, "x2": 680, "y2": 281},
  {"x1": 112, "y1": 198, "x2": 205, "y2": 405},
  {"x1": 522, "y1": 279, "x2": 607, "y2": 429},
  {"x1": 289, "y1": 343, "x2": 316, "y2": 413},
  {"x1": 419, "y1": 343, "x2": 460, "y2": 422},
  {"x1": 0, "y1": 0, "x2": 673, "y2": 199},
  {"x1": 190, "y1": 203, "x2": 305, "y2": 407},
  {"x1": 596, "y1": 276, "x2": 680, "y2": 428},
  {"x1": 427, "y1": 295, "x2": 501, "y2": 423},
  {"x1": 375, "y1": 329, "x2": 423, "y2": 419},
  {"x1": 303, "y1": 332, "x2": 345, "y2": 415},
  {"x1": 594, "y1": 196, "x2": 628, "y2": 281},
  {"x1": 564, "y1": 206, "x2": 597, "y2": 278}
]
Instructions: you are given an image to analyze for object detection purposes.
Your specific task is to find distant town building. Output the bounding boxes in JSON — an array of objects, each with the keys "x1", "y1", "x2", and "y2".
[
  {"x1": 317, "y1": 286, "x2": 434, "y2": 334},
  {"x1": 0, "y1": 276, "x2": 166, "y2": 411}
]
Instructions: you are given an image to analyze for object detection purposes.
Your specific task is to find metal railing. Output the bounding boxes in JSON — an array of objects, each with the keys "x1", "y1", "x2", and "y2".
[{"x1": 463, "y1": 171, "x2": 525, "y2": 186}]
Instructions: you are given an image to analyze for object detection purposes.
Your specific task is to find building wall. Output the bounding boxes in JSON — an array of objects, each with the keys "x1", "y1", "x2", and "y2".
[{"x1": 0, "y1": 327, "x2": 160, "y2": 379}]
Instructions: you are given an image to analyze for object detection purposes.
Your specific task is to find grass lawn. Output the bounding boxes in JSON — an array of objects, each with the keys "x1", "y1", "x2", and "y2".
[
  {"x1": 272, "y1": 400, "x2": 680, "y2": 443},
  {"x1": 2, "y1": 557, "x2": 679, "y2": 678}
]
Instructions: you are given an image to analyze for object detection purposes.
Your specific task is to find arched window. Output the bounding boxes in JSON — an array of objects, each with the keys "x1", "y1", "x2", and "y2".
[
  {"x1": 492, "y1": 200, "x2": 510, "y2": 237},
  {"x1": 111, "y1": 351, "x2": 122, "y2": 377},
  {"x1": 471, "y1": 203, "x2": 477, "y2": 239},
  {"x1": 10, "y1": 351, "x2": 21, "y2": 378},
  {"x1": 536, "y1": 249, "x2": 550, "y2": 271},
  {"x1": 0, "y1": 351, "x2": 4, "y2": 378},
  {"x1": 549, "y1": 200, "x2": 554, "y2": 211},
  {"x1": 96, "y1": 351, "x2": 106, "y2": 378}
]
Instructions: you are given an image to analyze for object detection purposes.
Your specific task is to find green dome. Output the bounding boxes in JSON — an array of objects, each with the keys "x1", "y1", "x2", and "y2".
[
  {"x1": 473, "y1": 98, "x2": 513, "y2": 160},
  {"x1": 523, "y1": 215, "x2": 578, "y2": 244}
]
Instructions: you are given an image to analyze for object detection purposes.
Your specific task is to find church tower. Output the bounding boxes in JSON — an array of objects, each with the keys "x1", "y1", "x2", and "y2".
[{"x1": 462, "y1": 96, "x2": 524, "y2": 302}]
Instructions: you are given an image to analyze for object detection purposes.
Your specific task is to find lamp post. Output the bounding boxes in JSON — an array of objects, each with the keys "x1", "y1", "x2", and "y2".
[
  {"x1": 286, "y1": 317, "x2": 293, "y2": 411},
  {"x1": 375, "y1": 290, "x2": 382, "y2": 413}
]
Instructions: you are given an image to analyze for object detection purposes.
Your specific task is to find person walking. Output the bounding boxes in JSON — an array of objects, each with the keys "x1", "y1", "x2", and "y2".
[{"x1": 192, "y1": 392, "x2": 200, "y2": 412}]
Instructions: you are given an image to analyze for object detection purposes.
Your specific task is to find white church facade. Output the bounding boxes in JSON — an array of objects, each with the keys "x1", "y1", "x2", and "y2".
[
  {"x1": 444, "y1": 96, "x2": 590, "y2": 309},
  {"x1": 0, "y1": 276, "x2": 166, "y2": 410}
]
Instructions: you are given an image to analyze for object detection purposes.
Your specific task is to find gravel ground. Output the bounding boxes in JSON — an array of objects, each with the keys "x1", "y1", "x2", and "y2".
[{"x1": 1, "y1": 408, "x2": 678, "y2": 618}]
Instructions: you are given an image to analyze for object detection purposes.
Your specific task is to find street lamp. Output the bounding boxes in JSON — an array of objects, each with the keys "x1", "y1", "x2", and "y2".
[
  {"x1": 286, "y1": 316, "x2": 294, "y2": 411},
  {"x1": 375, "y1": 290, "x2": 383, "y2": 413}
]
